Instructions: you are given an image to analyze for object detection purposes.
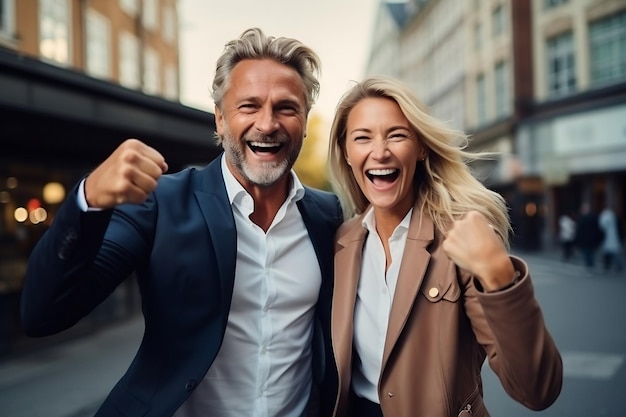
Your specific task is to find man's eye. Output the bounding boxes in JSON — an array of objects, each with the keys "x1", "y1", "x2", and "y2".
[{"x1": 277, "y1": 105, "x2": 298, "y2": 115}]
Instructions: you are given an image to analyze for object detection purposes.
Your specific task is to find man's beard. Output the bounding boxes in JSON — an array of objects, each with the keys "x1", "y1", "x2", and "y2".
[{"x1": 221, "y1": 128, "x2": 302, "y2": 187}]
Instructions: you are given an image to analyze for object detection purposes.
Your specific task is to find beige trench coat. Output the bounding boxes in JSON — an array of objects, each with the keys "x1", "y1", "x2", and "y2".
[{"x1": 331, "y1": 206, "x2": 562, "y2": 417}]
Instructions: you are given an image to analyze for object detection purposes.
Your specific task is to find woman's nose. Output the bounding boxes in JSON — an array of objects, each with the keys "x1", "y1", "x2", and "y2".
[{"x1": 371, "y1": 139, "x2": 390, "y2": 160}]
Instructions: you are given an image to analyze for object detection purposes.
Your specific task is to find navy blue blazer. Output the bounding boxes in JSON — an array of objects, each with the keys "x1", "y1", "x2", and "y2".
[{"x1": 21, "y1": 156, "x2": 342, "y2": 417}]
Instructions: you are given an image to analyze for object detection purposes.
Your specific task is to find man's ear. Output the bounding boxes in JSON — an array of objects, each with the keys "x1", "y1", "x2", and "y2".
[{"x1": 214, "y1": 106, "x2": 224, "y2": 136}]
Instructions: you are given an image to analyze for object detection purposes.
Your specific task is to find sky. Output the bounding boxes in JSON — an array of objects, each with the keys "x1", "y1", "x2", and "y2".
[{"x1": 178, "y1": 0, "x2": 380, "y2": 133}]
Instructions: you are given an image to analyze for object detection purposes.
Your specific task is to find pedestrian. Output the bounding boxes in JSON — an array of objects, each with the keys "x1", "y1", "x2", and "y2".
[
  {"x1": 575, "y1": 202, "x2": 603, "y2": 270},
  {"x1": 558, "y1": 210, "x2": 577, "y2": 262},
  {"x1": 326, "y1": 76, "x2": 562, "y2": 417},
  {"x1": 20, "y1": 28, "x2": 342, "y2": 417},
  {"x1": 599, "y1": 205, "x2": 624, "y2": 273}
]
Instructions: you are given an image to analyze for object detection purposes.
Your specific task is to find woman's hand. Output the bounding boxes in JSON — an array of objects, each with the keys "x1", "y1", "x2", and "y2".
[{"x1": 442, "y1": 211, "x2": 516, "y2": 291}]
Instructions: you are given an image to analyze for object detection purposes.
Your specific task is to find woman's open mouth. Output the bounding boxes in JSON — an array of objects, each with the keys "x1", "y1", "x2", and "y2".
[{"x1": 366, "y1": 168, "x2": 399, "y2": 186}]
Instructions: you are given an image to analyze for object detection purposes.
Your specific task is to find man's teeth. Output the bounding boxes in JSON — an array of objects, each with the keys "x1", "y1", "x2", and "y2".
[
  {"x1": 250, "y1": 142, "x2": 280, "y2": 148},
  {"x1": 367, "y1": 168, "x2": 397, "y2": 176}
]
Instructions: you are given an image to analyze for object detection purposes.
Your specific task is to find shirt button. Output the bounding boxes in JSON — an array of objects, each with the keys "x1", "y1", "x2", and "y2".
[{"x1": 428, "y1": 287, "x2": 439, "y2": 298}]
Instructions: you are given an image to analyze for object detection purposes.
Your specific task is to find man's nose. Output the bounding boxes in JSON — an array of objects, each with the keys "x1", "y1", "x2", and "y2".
[{"x1": 254, "y1": 107, "x2": 279, "y2": 134}]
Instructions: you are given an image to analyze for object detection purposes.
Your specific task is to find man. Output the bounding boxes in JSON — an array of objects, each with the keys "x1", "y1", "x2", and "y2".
[
  {"x1": 599, "y1": 205, "x2": 624, "y2": 273},
  {"x1": 575, "y1": 202, "x2": 603, "y2": 270},
  {"x1": 21, "y1": 28, "x2": 342, "y2": 417}
]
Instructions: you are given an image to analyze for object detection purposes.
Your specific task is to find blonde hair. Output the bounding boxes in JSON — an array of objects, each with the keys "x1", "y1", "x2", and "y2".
[{"x1": 328, "y1": 76, "x2": 511, "y2": 244}]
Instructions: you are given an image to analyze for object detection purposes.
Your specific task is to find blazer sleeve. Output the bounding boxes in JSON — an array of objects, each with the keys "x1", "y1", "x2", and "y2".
[
  {"x1": 462, "y1": 256, "x2": 563, "y2": 410},
  {"x1": 21, "y1": 182, "x2": 155, "y2": 336}
]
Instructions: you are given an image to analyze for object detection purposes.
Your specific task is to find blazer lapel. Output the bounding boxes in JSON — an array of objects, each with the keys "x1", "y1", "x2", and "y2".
[
  {"x1": 332, "y1": 220, "x2": 367, "y2": 396},
  {"x1": 381, "y1": 209, "x2": 434, "y2": 370},
  {"x1": 193, "y1": 157, "x2": 238, "y2": 308},
  {"x1": 297, "y1": 193, "x2": 333, "y2": 287}
]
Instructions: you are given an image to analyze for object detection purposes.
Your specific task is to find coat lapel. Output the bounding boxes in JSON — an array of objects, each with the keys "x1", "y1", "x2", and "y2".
[
  {"x1": 332, "y1": 219, "x2": 367, "y2": 397},
  {"x1": 193, "y1": 157, "x2": 238, "y2": 309},
  {"x1": 381, "y1": 209, "x2": 434, "y2": 371},
  {"x1": 297, "y1": 193, "x2": 333, "y2": 289}
]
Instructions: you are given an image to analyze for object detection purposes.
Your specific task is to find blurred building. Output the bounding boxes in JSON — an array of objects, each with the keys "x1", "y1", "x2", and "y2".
[
  {"x1": 0, "y1": 0, "x2": 218, "y2": 356},
  {"x1": 366, "y1": 0, "x2": 626, "y2": 250}
]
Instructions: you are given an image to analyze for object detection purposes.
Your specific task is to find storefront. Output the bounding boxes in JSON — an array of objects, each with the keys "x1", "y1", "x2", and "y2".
[
  {"x1": 0, "y1": 48, "x2": 219, "y2": 356},
  {"x1": 516, "y1": 88, "x2": 626, "y2": 249}
]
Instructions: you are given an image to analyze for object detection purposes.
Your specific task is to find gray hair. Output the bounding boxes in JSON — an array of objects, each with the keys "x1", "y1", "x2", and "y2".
[{"x1": 211, "y1": 28, "x2": 321, "y2": 114}]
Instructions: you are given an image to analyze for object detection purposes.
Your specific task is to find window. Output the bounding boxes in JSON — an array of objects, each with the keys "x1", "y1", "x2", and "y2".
[
  {"x1": 143, "y1": 46, "x2": 160, "y2": 95},
  {"x1": 85, "y1": 10, "x2": 111, "y2": 79},
  {"x1": 0, "y1": 0, "x2": 15, "y2": 38},
  {"x1": 494, "y1": 61, "x2": 510, "y2": 118},
  {"x1": 164, "y1": 64, "x2": 178, "y2": 100},
  {"x1": 39, "y1": 0, "x2": 71, "y2": 65},
  {"x1": 119, "y1": 31, "x2": 140, "y2": 89},
  {"x1": 119, "y1": 0, "x2": 138, "y2": 17},
  {"x1": 163, "y1": 3, "x2": 177, "y2": 45},
  {"x1": 547, "y1": 31, "x2": 576, "y2": 96},
  {"x1": 544, "y1": 0, "x2": 568, "y2": 9},
  {"x1": 474, "y1": 23, "x2": 482, "y2": 51},
  {"x1": 589, "y1": 11, "x2": 626, "y2": 85},
  {"x1": 142, "y1": 0, "x2": 158, "y2": 32},
  {"x1": 492, "y1": 5, "x2": 505, "y2": 37},
  {"x1": 476, "y1": 74, "x2": 487, "y2": 126}
]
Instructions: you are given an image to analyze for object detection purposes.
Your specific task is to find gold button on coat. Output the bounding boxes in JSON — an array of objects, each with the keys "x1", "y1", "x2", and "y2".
[{"x1": 428, "y1": 287, "x2": 439, "y2": 298}]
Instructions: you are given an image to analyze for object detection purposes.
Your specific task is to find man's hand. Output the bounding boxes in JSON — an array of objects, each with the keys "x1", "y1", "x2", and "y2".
[
  {"x1": 84, "y1": 139, "x2": 168, "y2": 209},
  {"x1": 442, "y1": 210, "x2": 515, "y2": 291}
]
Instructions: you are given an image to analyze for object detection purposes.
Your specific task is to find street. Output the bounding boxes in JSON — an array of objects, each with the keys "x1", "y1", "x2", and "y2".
[
  {"x1": 483, "y1": 250, "x2": 626, "y2": 416},
  {"x1": 0, "y1": 250, "x2": 624, "y2": 417}
]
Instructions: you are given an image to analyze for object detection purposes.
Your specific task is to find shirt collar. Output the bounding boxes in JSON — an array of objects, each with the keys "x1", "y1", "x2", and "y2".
[{"x1": 362, "y1": 206, "x2": 413, "y2": 236}]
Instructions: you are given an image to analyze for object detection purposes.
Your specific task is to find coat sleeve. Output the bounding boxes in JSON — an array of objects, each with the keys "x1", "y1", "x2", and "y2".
[
  {"x1": 20, "y1": 182, "x2": 155, "y2": 336},
  {"x1": 462, "y1": 256, "x2": 563, "y2": 411}
]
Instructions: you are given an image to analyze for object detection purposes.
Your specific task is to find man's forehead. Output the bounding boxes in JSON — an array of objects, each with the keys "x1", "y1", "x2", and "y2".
[{"x1": 229, "y1": 60, "x2": 305, "y2": 91}]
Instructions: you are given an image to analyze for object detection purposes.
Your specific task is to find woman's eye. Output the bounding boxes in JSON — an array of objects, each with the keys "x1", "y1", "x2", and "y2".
[{"x1": 388, "y1": 133, "x2": 409, "y2": 141}]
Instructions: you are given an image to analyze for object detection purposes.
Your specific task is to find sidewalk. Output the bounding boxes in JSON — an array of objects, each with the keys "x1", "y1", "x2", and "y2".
[
  {"x1": 514, "y1": 244, "x2": 626, "y2": 276},
  {"x1": 0, "y1": 246, "x2": 618, "y2": 417},
  {"x1": 0, "y1": 315, "x2": 144, "y2": 417}
]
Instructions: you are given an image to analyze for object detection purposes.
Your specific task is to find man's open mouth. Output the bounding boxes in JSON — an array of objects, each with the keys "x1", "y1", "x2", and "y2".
[{"x1": 247, "y1": 141, "x2": 284, "y2": 154}]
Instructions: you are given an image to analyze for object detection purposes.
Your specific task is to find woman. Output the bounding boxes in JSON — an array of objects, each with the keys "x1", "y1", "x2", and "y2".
[
  {"x1": 558, "y1": 210, "x2": 577, "y2": 262},
  {"x1": 327, "y1": 76, "x2": 562, "y2": 417}
]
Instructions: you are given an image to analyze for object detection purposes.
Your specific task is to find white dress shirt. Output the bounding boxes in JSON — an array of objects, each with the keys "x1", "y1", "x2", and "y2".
[
  {"x1": 351, "y1": 207, "x2": 412, "y2": 404},
  {"x1": 173, "y1": 156, "x2": 321, "y2": 417}
]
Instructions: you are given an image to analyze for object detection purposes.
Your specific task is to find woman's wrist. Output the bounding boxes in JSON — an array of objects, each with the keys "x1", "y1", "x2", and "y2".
[{"x1": 485, "y1": 270, "x2": 521, "y2": 293}]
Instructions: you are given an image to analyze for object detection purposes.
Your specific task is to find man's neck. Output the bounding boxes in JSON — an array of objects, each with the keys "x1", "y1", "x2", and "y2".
[{"x1": 246, "y1": 177, "x2": 291, "y2": 233}]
